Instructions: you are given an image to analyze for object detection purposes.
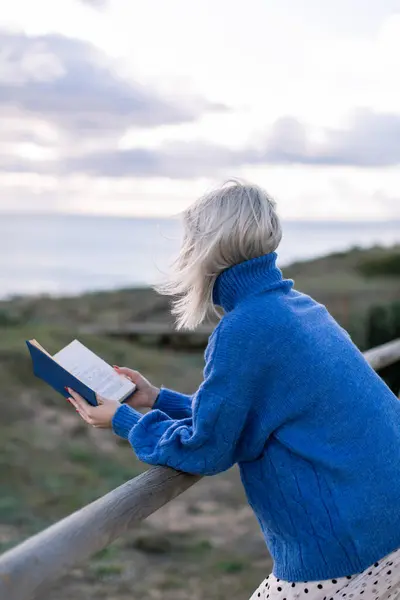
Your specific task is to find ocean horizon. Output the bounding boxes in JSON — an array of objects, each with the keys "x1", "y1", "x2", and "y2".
[{"x1": 1, "y1": 212, "x2": 399, "y2": 300}]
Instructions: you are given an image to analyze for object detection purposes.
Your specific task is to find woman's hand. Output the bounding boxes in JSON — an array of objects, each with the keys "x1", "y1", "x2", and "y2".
[
  {"x1": 113, "y1": 366, "x2": 160, "y2": 410},
  {"x1": 67, "y1": 388, "x2": 120, "y2": 429}
]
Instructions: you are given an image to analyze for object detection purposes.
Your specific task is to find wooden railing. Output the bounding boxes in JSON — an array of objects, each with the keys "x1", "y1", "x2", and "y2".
[
  {"x1": 363, "y1": 338, "x2": 400, "y2": 371},
  {"x1": 0, "y1": 339, "x2": 399, "y2": 600}
]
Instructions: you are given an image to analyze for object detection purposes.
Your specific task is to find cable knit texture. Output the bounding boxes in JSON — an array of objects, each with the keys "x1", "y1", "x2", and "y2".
[{"x1": 112, "y1": 252, "x2": 400, "y2": 582}]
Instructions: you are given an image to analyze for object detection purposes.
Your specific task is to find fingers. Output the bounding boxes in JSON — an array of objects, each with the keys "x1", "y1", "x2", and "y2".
[
  {"x1": 67, "y1": 388, "x2": 120, "y2": 430},
  {"x1": 113, "y1": 366, "x2": 141, "y2": 383},
  {"x1": 95, "y1": 394, "x2": 106, "y2": 405},
  {"x1": 67, "y1": 388, "x2": 93, "y2": 422},
  {"x1": 67, "y1": 388, "x2": 88, "y2": 411}
]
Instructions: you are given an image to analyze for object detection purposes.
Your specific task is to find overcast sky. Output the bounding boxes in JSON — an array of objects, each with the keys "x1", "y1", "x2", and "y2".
[{"x1": 1, "y1": 0, "x2": 400, "y2": 220}]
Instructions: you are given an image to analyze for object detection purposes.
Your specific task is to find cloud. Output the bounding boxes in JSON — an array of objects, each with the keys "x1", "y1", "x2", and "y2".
[
  {"x1": 50, "y1": 109, "x2": 400, "y2": 179},
  {"x1": 62, "y1": 142, "x2": 242, "y2": 178},
  {"x1": 0, "y1": 30, "x2": 220, "y2": 140},
  {"x1": 79, "y1": 0, "x2": 108, "y2": 8},
  {"x1": 261, "y1": 110, "x2": 400, "y2": 167},
  {"x1": 1, "y1": 49, "x2": 400, "y2": 183},
  {"x1": 0, "y1": 141, "x2": 241, "y2": 179}
]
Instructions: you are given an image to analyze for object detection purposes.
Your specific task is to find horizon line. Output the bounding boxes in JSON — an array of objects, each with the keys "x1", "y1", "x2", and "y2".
[{"x1": 0, "y1": 211, "x2": 399, "y2": 225}]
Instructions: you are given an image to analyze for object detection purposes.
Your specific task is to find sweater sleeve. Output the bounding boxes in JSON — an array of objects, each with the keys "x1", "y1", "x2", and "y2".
[
  {"x1": 152, "y1": 388, "x2": 192, "y2": 420},
  {"x1": 111, "y1": 326, "x2": 254, "y2": 475}
]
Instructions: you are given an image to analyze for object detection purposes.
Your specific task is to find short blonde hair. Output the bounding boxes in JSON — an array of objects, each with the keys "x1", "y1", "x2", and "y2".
[{"x1": 157, "y1": 180, "x2": 282, "y2": 330}]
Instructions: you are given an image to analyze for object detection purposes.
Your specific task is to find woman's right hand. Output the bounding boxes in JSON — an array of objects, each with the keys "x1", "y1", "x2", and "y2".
[{"x1": 113, "y1": 366, "x2": 160, "y2": 410}]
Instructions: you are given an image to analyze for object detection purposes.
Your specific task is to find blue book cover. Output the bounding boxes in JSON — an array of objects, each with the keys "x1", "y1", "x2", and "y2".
[{"x1": 26, "y1": 340, "x2": 98, "y2": 406}]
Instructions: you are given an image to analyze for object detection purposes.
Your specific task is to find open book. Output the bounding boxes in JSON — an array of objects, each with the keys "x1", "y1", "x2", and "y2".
[{"x1": 26, "y1": 339, "x2": 136, "y2": 406}]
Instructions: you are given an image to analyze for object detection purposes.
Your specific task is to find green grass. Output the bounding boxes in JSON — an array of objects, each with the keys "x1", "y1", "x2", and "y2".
[
  {"x1": 89, "y1": 563, "x2": 124, "y2": 578},
  {"x1": 0, "y1": 427, "x2": 142, "y2": 532},
  {"x1": 216, "y1": 559, "x2": 247, "y2": 574}
]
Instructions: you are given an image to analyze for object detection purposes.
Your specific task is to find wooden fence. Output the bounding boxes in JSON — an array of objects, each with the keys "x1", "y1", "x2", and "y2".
[{"x1": 0, "y1": 340, "x2": 399, "y2": 600}]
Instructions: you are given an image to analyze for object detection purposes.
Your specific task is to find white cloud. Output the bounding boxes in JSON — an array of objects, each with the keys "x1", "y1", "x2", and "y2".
[{"x1": 0, "y1": 0, "x2": 400, "y2": 220}]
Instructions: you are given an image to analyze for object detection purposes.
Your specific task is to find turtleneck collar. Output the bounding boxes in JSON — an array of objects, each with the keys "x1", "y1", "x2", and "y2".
[{"x1": 213, "y1": 253, "x2": 290, "y2": 312}]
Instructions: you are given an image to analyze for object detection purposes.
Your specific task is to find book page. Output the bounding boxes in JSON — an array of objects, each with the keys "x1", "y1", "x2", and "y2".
[
  {"x1": 29, "y1": 339, "x2": 53, "y2": 358},
  {"x1": 53, "y1": 340, "x2": 135, "y2": 402}
]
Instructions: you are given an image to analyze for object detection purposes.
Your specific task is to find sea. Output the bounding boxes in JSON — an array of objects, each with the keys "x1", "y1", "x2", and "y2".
[{"x1": 1, "y1": 213, "x2": 399, "y2": 300}]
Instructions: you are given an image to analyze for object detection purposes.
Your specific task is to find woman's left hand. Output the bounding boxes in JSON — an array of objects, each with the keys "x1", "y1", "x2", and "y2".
[{"x1": 67, "y1": 388, "x2": 120, "y2": 429}]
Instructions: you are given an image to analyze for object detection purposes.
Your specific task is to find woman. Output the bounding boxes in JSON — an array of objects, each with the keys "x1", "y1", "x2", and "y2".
[{"x1": 68, "y1": 181, "x2": 400, "y2": 600}]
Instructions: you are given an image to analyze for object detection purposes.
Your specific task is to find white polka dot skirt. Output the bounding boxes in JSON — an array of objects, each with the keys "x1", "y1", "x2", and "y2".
[{"x1": 250, "y1": 547, "x2": 400, "y2": 600}]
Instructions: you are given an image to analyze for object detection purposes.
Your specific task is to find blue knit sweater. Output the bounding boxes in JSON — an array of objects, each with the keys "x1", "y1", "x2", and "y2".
[{"x1": 112, "y1": 253, "x2": 400, "y2": 581}]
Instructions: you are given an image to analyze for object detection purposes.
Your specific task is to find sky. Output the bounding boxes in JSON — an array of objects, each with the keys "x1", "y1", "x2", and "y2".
[{"x1": 0, "y1": 0, "x2": 400, "y2": 220}]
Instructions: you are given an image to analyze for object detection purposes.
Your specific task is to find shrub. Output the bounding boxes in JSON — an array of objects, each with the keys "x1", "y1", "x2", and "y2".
[{"x1": 358, "y1": 252, "x2": 400, "y2": 278}]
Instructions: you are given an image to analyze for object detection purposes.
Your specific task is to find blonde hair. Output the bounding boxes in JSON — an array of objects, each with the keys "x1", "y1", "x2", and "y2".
[{"x1": 157, "y1": 180, "x2": 282, "y2": 330}]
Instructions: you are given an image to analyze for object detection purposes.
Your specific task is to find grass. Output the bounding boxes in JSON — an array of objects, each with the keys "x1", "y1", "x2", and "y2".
[
  {"x1": 89, "y1": 563, "x2": 124, "y2": 578},
  {"x1": 0, "y1": 426, "x2": 142, "y2": 532},
  {"x1": 131, "y1": 532, "x2": 213, "y2": 556},
  {"x1": 216, "y1": 559, "x2": 247, "y2": 574}
]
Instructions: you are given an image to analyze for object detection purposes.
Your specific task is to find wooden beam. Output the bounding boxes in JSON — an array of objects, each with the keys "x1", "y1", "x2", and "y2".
[
  {"x1": 0, "y1": 467, "x2": 199, "y2": 600},
  {"x1": 363, "y1": 338, "x2": 400, "y2": 371}
]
